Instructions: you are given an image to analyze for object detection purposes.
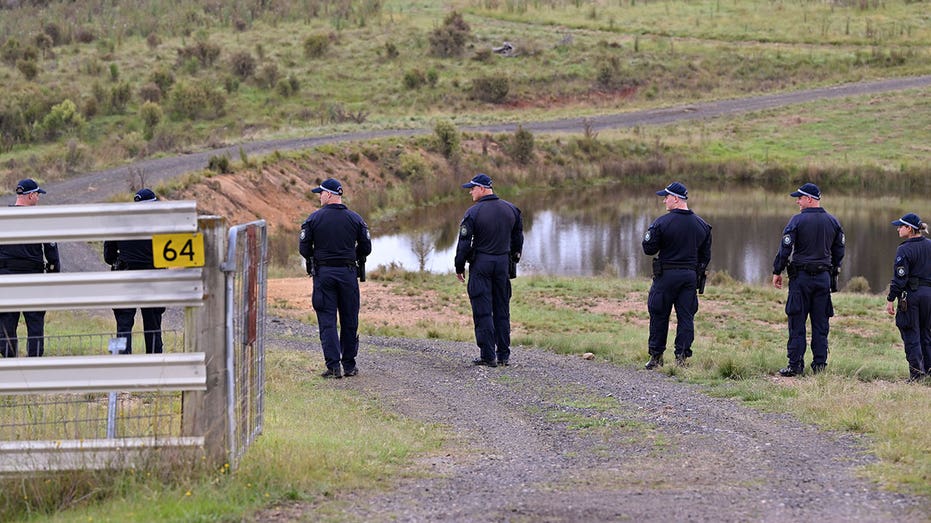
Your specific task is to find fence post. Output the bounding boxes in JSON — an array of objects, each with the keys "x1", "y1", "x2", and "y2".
[{"x1": 182, "y1": 216, "x2": 229, "y2": 466}]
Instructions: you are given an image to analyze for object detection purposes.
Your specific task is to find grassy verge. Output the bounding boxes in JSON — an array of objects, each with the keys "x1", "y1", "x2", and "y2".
[
  {"x1": 358, "y1": 272, "x2": 931, "y2": 496},
  {"x1": 3, "y1": 349, "x2": 442, "y2": 522}
]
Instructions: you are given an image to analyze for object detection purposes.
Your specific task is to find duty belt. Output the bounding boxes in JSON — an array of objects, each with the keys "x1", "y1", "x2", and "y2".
[
  {"x1": 790, "y1": 262, "x2": 831, "y2": 274},
  {"x1": 316, "y1": 260, "x2": 356, "y2": 267},
  {"x1": 661, "y1": 262, "x2": 696, "y2": 270}
]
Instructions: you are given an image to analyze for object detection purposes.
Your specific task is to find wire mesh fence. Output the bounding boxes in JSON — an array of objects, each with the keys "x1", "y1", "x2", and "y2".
[{"x1": 0, "y1": 329, "x2": 186, "y2": 443}]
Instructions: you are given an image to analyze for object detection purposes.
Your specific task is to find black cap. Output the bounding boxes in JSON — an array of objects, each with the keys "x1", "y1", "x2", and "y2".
[
  {"x1": 134, "y1": 188, "x2": 158, "y2": 202},
  {"x1": 15, "y1": 178, "x2": 46, "y2": 195},
  {"x1": 892, "y1": 213, "x2": 922, "y2": 230},
  {"x1": 462, "y1": 173, "x2": 493, "y2": 189},
  {"x1": 311, "y1": 178, "x2": 343, "y2": 195},
  {"x1": 790, "y1": 183, "x2": 821, "y2": 200},
  {"x1": 656, "y1": 181, "x2": 687, "y2": 200}
]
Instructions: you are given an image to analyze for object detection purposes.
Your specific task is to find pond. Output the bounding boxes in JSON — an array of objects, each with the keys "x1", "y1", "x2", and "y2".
[{"x1": 367, "y1": 184, "x2": 921, "y2": 294}]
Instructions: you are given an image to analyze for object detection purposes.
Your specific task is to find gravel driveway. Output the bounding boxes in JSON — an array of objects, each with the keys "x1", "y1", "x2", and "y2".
[{"x1": 264, "y1": 316, "x2": 926, "y2": 522}]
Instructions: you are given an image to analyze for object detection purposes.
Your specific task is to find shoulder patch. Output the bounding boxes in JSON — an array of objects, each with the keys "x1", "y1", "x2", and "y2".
[
  {"x1": 895, "y1": 255, "x2": 903, "y2": 263},
  {"x1": 643, "y1": 231, "x2": 652, "y2": 242},
  {"x1": 365, "y1": 228, "x2": 370, "y2": 240},
  {"x1": 840, "y1": 233, "x2": 846, "y2": 246},
  {"x1": 460, "y1": 225, "x2": 469, "y2": 238},
  {"x1": 897, "y1": 266, "x2": 906, "y2": 277},
  {"x1": 299, "y1": 229, "x2": 305, "y2": 241},
  {"x1": 783, "y1": 234, "x2": 792, "y2": 246}
]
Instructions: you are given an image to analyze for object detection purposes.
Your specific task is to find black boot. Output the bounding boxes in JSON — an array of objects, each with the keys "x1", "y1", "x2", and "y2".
[{"x1": 645, "y1": 355, "x2": 663, "y2": 370}]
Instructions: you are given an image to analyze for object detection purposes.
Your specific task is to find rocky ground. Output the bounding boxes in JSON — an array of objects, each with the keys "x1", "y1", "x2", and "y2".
[{"x1": 257, "y1": 315, "x2": 927, "y2": 522}]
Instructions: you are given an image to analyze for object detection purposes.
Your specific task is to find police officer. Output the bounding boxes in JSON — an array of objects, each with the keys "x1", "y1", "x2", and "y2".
[
  {"x1": 455, "y1": 173, "x2": 524, "y2": 367},
  {"x1": 772, "y1": 182, "x2": 845, "y2": 377},
  {"x1": 885, "y1": 213, "x2": 931, "y2": 381},
  {"x1": 102, "y1": 188, "x2": 165, "y2": 354},
  {"x1": 642, "y1": 182, "x2": 712, "y2": 369},
  {"x1": 0, "y1": 178, "x2": 61, "y2": 357},
  {"x1": 299, "y1": 178, "x2": 371, "y2": 379}
]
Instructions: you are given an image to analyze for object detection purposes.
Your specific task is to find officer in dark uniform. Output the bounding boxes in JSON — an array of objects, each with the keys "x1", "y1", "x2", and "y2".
[
  {"x1": 102, "y1": 188, "x2": 165, "y2": 354},
  {"x1": 299, "y1": 178, "x2": 372, "y2": 379},
  {"x1": 455, "y1": 173, "x2": 524, "y2": 367},
  {"x1": 772, "y1": 182, "x2": 845, "y2": 377},
  {"x1": 0, "y1": 178, "x2": 61, "y2": 357},
  {"x1": 885, "y1": 213, "x2": 931, "y2": 381},
  {"x1": 642, "y1": 182, "x2": 712, "y2": 369}
]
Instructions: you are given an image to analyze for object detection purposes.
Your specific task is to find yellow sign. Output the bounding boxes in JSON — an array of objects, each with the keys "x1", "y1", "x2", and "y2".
[{"x1": 152, "y1": 233, "x2": 205, "y2": 268}]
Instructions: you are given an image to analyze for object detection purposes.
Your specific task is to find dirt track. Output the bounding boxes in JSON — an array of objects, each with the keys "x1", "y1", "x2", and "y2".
[{"x1": 261, "y1": 316, "x2": 926, "y2": 522}]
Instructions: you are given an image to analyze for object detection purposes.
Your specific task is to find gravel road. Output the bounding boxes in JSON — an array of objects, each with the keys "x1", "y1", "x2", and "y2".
[{"x1": 263, "y1": 316, "x2": 927, "y2": 522}]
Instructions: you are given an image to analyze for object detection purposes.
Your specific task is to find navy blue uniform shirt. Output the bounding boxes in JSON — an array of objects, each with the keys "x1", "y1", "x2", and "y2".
[
  {"x1": 888, "y1": 236, "x2": 931, "y2": 301},
  {"x1": 642, "y1": 209, "x2": 712, "y2": 267},
  {"x1": 0, "y1": 204, "x2": 60, "y2": 272},
  {"x1": 773, "y1": 207, "x2": 845, "y2": 274},
  {"x1": 104, "y1": 239, "x2": 155, "y2": 269},
  {"x1": 455, "y1": 195, "x2": 523, "y2": 274},
  {"x1": 299, "y1": 203, "x2": 372, "y2": 263}
]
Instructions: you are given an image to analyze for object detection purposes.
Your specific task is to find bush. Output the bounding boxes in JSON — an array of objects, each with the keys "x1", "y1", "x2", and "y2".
[
  {"x1": 149, "y1": 68, "x2": 175, "y2": 93},
  {"x1": 844, "y1": 276, "x2": 871, "y2": 294},
  {"x1": 426, "y1": 68, "x2": 439, "y2": 87},
  {"x1": 75, "y1": 28, "x2": 95, "y2": 43},
  {"x1": 303, "y1": 33, "x2": 330, "y2": 59},
  {"x1": 146, "y1": 32, "x2": 161, "y2": 50},
  {"x1": 471, "y1": 75, "x2": 509, "y2": 103},
  {"x1": 43, "y1": 23, "x2": 63, "y2": 46},
  {"x1": 39, "y1": 99, "x2": 84, "y2": 140},
  {"x1": 1, "y1": 38, "x2": 22, "y2": 66},
  {"x1": 34, "y1": 33, "x2": 53, "y2": 53},
  {"x1": 256, "y1": 62, "x2": 279, "y2": 88},
  {"x1": 229, "y1": 51, "x2": 256, "y2": 79},
  {"x1": 176, "y1": 40, "x2": 221, "y2": 69},
  {"x1": 509, "y1": 125, "x2": 534, "y2": 165},
  {"x1": 383, "y1": 42, "x2": 399, "y2": 59},
  {"x1": 81, "y1": 96, "x2": 98, "y2": 118},
  {"x1": 140, "y1": 101, "x2": 162, "y2": 140},
  {"x1": 108, "y1": 82, "x2": 132, "y2": 114},
  {"x1": 403, "y1": 69, "x2": 426, "y2": 90},
  {"x1": 208, "y1": 154, "x2": 231, "y2": 174},
  {"x1": 16, "y1": 59, "x2": 38, "y2": 80},
  {"x1": 429, "y1": 11, "x2": 470, "y2": 58},
  {"x1": 167, "y1": 81, "x2": 226, "y2": 120},
  {"x1": 138, "y1": 82, "x2": 162, "y2": 103},
  {"x1": 433, "y1": 120, "x2": 460, "y2": 159},
  {"x1": 274, "y1": 78, "x2": 294, "y2": 97}
]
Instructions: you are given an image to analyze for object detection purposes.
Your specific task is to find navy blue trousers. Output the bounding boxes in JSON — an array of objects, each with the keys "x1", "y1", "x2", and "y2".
[
  {"x1": 647, "y1": 269, "x2": 698, "y2": 357},
  {"x1": 785, "y1": 271, "x2": 833, "y2": 370},
  {"x1": 468, "y1": 254, "x2": 512, "y2": 363},
  {"x1": 0, "y1": 310, "x2": 46, "y2": 357},
  {"x1": 895, "y1": 286, "x2": 931, "y2": 378},
  {"x1": 312, "y1": 266, "x2": 360, "y2": 373},
  {"x1": 114, "y1": 307, "x2": 165, "y2": 354}
]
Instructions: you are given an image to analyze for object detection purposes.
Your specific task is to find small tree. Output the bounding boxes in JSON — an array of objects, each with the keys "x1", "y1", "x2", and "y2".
[
  {"x1": 433, "y1": 120, "x2": 460, "y2": 159},
  {"x1": 509, "y1": 125, "x2": 535, "y2": 165},
  {"x1": 140, "y1": 101, "x2": 163, "y2": 140},
  {"x1": 429, "y1": 11, "x2": 471, "y2": 58},
  {"x1": 40, "y1": 99, "x2": 85, "y2": 140}
]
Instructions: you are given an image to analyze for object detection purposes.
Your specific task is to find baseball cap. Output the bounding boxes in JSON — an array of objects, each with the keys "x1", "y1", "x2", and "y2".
[
  {"x1": 790, "y1": 182, "x2": 821, "y2": 200},
  {"x1": 462, "y1": 173, "x2": 493, "y2": 189},
  {"x1": 892, "y1": 213, "x2": 922, "y2": 230},
  {"x1": 15, "y1": 178, "x2": 46, "y2": 195},
  {"x1": 134, "y1": 188, "x2": 158, "y2": 202},
  {"x1": 656, "y1": 181, "x2": 687, "y2": 200},
  {"x1": 311, "y1": 178, "x2": 343, "y2": 195}
]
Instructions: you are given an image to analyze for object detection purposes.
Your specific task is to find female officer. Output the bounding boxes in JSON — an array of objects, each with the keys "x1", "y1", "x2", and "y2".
[{"x1": 885, "y1": 213, "x2": 931, "y2": 381}]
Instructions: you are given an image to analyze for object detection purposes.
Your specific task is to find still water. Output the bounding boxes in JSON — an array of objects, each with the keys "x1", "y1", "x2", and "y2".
[{"x1": 367, "y1": 184, "x2": 917, "y2": 293}]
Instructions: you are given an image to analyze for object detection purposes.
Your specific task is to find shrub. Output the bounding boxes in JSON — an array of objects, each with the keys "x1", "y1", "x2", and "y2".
[
  {"x1": 223, "y1": 75, "x2": 240, "y2": 93},
  {"x1": 471, "y1": 75, "x2": 509, "y2": 103},
  {"x1": 256, "y1": 62, "x2": 279, "y2": 88},
  {"x1": 429, "y1": 11, "x2": 470, "y2": 58},
  {"x1": 108, "y1": 82, "x2": 132, "y2": 114},
  {"x1": 844, "y1": 276, "x2": 871, "y2": 293},
  {"x1": 16, "y1": 59, "x2": 38, "y2": 80},
  {"x1": 109, "y1": 63, "x2": 119, "y2": 81},
  {"x1": 229, "y1": 51, "x2": 256, "y2": 79},
  {"x1": 433, "y1": 120, "x2": 459, "y2": 159},
  {"x1": 274, "y1": 78, "x2": 293, "y2": 97},
  {"x1": 149, "y1": 68, "x2": 175, "y2": 93},
  {"x1": 1, "y1": 38, "x2": 22, "y2": 66},
  {"x1": 138, "y1": 82, "x2": 162, "y2": 103},
  {"x1": 509, "y1": 125, "x2": 534, "y2": 165},
  {"x1": 208, "y1": 154, "x2": 231, "y2": 173},
  {"x1": 176, "y1": 40, "x2": 221, "y2": 68},
  {"x1": 403, "y1": 69, "x2": 426, "y2": 90},
  {"x1": 146, "y1": 33, "x2": 161, "y2": 50},
  {"x1": 81, "y1": 96, "x2": 98, "y2": 118},
  {"x1": 75, "y1": 28, "x2": 95, "y2": 43},
  {"x1": 383, "y1": 42, "x2": 399, "y2": 59},
  {"x1": 34, "y1": 33, "x2": 53, "y2": 53},
  {"x1": 303, "y1": 33, "x2": 329, "y2": 59},
  {"x1": 426, "y1": 68, "x2": 439, "y2": 87},
  {"x1": 167, "y1": 81, "x2": 226, "y2": 120},
  {"x1": 139, "y1": 101, "x2": 162, "y2": 140},
  {"x1": 43, "y1": 23, "x2": 63, "y2": 46},
  {"x1": 39, "y1": 99, "x2": 84, "y2": 140}
]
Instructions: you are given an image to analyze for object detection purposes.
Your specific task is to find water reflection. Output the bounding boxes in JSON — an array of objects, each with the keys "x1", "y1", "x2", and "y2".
[{"x1": 368, "y1": 185, "x2": 915, "y2": 293}]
